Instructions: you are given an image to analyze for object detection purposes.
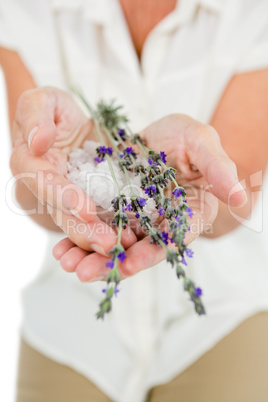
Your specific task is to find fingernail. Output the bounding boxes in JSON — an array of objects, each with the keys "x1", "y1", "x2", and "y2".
[
  {"x1": 229, "y1": 182, "x2": 248, "y2": 206},
  {"x1": 230, "y1": 181, "x2": 243, "y2": 193},
  {"x1": 28, "y1": 126, "x2": 39, "y2": 149},
  {"x1": 91, "y1": 243, "x2": 108, "y2": 256},
  {"x1": 229, "y1": 181, "x2": 245, "y2": 196},
  {"x1": 70, "y1": 209, "x2": 87, "y2": 222}
]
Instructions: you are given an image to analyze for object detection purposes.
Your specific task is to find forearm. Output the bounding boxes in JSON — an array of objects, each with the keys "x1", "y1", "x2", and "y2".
[
  {"x1": 1, "y1": 47, "x2": 60, "y2": 232},
  {"x1": 204, "y1": 70, "x2": 268, "y2": 238}
]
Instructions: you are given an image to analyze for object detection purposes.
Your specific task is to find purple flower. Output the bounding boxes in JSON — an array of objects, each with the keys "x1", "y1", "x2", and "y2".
[
  {"x1": 138, "y1": 198, "x2": 147, "y2": 207},
  {"x1": 120, "y1": 147, "x2": 138, "y2": 161},
  {"x1": 102, "y1": 285, "x2": 120, "y2": 296},
  {"x1": 195, "y1": 287, "x2": 202, "y2": 297},
  {"x1": 99, "y1": 146, "x2": 112, "y2": 155},
  {"x1": 148, "y1": 158, "x2": 153, "y2": 165},
  {"x1": 96, "y1": 145, "x2": 113, "y2": 159},
  {"x1": 125, "y1": 203, "x2": 131, "y2": 212},
  {"x1": 175, "y1": 217, "x2": 182, "y2": 226},
  {"x1": 182, "y1": 257, "x2": 188, "y2": 266},
  {"x1": 160, "y1": 151, "x2": 167, "y2": 164},
  {"x1": 186, "y1": 249, "x2": 194, "y2": 258},
  {"x1": 161, "y1": 231, "x2": 169, "y2": 245},
  {"x1": 145, "y1": 185, "x2": 157, "y2": 196},
  {"x1": 94, "y1": 157, "x2": 104, "y2": 163},
  {"x1": 158, "y1": 207, "x2": 165, "y2": 216},
  {"x1": 135, "y1": 212, "x2": 140, "y2": 219},
  {"x1": 117, "y1": 252, "x2": 126, "y2": 263},
  {"x1": 114, "y1": 286, "x2": 120, "y2": 296},
  {"x1": 187, "y1": 207, "x2": 193, "y2": 218},
  {"x1": 173, "y1": 188, "x2": 182, "y2": 198},
  {"x1": 106, "y1": 260, "x2": 114, "y2": 269},
  {"x1": 99, "y1": 146, "x2": 107, "y2": 153},
  {"x1": 118, "y1": 129, "x2": 126, "y2": 140},
  {"x1": 125, "y1": 147, "x2": 134, "y2": 155}
]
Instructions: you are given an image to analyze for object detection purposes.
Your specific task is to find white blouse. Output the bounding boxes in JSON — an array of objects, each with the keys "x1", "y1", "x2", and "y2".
[{"x1": 1, "y1": 1, "x2": 268, "y2": 401}]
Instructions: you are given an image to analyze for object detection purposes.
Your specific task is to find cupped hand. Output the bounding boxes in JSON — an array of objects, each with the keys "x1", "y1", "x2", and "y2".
[
  {"x1": 141, "y1": 114, "x2": 246, "y2": 207},
  {"x1": 53, "y1": 114, "x2": 247, "y2": 282},
  {"x1": 10, "y1": 86, "x2": 136, "y2": 254}
]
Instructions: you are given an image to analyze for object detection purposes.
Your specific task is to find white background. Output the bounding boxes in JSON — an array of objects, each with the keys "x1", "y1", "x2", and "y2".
[{"x1": 0, "y1": 70, "x2": 47, "y2": 402}]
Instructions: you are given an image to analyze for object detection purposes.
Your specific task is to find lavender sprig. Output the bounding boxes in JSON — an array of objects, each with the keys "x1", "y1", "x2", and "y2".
[
  {"x1": 120, "y1": 124, "x2": 205, "y2": 315},
  {"x1": 80, "y1": 104, "x2": 127, "y2": 319},
  {"x1": 108, "y1": 138, "x2": 204, "y2": 314},
  {"x1": 72, "y1": 91, "x2": 205, "y2": 317}
]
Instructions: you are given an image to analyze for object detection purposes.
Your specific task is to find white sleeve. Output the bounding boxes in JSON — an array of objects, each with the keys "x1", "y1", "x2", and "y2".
[
  {"x1": 0, "y1": 2, "x2": 20, "y2": 50},
  {"x1": 0, "y1": 0, "x2": 64, "y2": 88},
  {"x1": 211, "y1": 0, "x2": 268, "y2": 76},
  {"x1": 236, "y1": 21, "x2": 268, "y2": 73},
  {"x1": 234, "y1": 0, "x2": 268, "y2": 73}
]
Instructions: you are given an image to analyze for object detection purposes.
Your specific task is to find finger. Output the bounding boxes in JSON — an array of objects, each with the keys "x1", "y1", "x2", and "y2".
[
  {"x1": 53, "y1": 229, "x2": 137, "y2": 279},
  {"x1": 15, "y1": 88, "x2": 57, "y2": 156},
  {"x1": 53, "y1": 213, "x2": 136, "y2": 255},
  {"x1": 60, "y1": 246, "x2": 90, "y2": 273},
  {"x1": 52, "y1": 237, "x2": 75, "y2": 260},
  {"x1": 48, "y1": 207, "x2": 118, "y2": 255},
  {"x1": 121, "y1": 236, "x2": 166, "y2": 277},
  {"x1": 184, "y1": 188, "x2": 218, "y2": 242},
  {"x1": 94, "y1": 206, "x2": 137, "y2": 248},
  {"x1": 186, "y1": 125, "x2": 247, "y2": 207},
  {"x1": 121, "y1": 191, "x2": 218, "y2": 276},
  {"x1": 178, "y1": 178, "x2": 219, "y2": 230},
  {"x1": 75, "y1": 253, "x2": 111, "y2": 282},
  {"x1": 114, "y1": 225, "x2": 137, "y2": 249}
]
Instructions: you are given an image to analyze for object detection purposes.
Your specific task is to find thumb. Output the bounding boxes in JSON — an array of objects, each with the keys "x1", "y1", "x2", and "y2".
[
  {"x1": 15, "y1": 88, "x2": 57, "y2": 156},
  {"x1": 28, "y1": 122, "x2": 56, "y2": 156}
]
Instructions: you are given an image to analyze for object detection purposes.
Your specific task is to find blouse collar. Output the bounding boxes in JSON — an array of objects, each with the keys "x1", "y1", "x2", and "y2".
[{"x1": 52, "y1": 0, "x2": 225, "y2": 28}]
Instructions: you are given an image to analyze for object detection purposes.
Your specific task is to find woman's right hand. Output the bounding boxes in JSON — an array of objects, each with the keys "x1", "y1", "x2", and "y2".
[{"x1": 10, "y1": 86, "x2": 136, "y2": 255}]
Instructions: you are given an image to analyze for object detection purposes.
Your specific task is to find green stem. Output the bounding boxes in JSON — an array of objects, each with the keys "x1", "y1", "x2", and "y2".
[
  {"x1": 144, "y1": 222, "x2": 169, "y2": 251},
  {"x1": 99, "y1": 123, "x2": 146, "y2": 201},
  {"x1": 103, "y1": 125, "x2": 140, "y2": 169},
  {"x1": 71, "y1": 87, "x2": 95, "y2": 115},
  {"x1": 158, "y1": 160, "x2": 184, "y2": 192},
  {"x1": 73, "y1": 88, "x2": 125, "y2": 313},
  {"x1": 136, "y1": 139, "x2": 148, "y2": 159},
  {"x1": 122, "y1": 166, "x2": 136, "y2": 197},
  {"x1": 117, "y1": 217, "x2": 123, "y2": 245},
  {"x1": 157, "y1": 184, "x2": 164, "y2": 198}
]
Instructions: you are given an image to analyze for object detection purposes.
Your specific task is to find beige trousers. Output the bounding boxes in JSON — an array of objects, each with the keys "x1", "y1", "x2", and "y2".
[{"x1": 16, "y1": 313, "x2": 268, "y2": 402}]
